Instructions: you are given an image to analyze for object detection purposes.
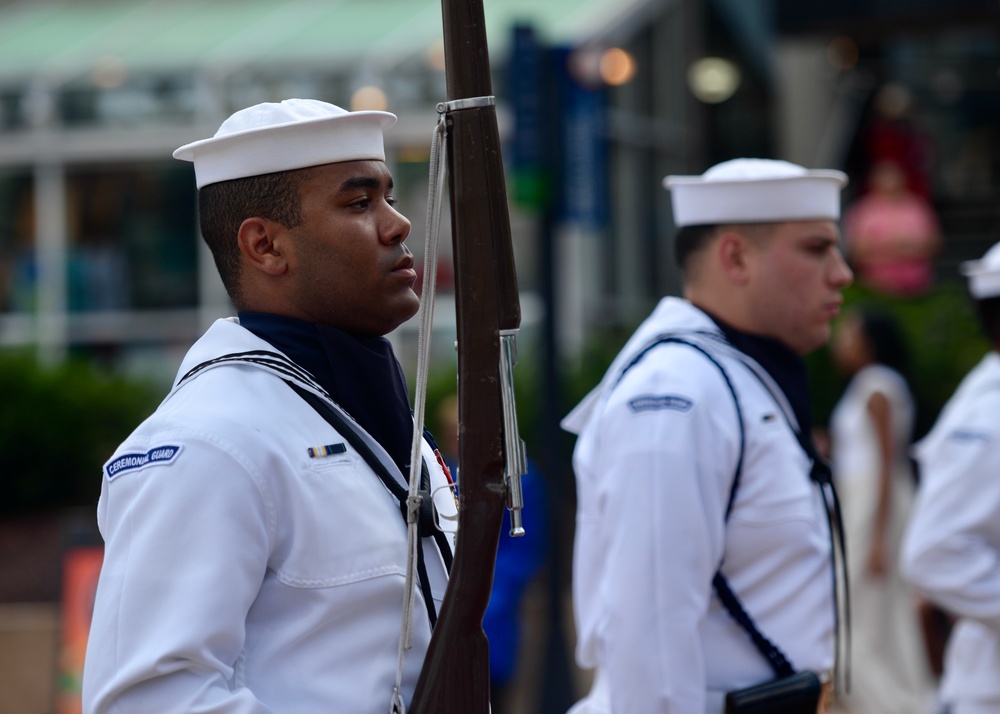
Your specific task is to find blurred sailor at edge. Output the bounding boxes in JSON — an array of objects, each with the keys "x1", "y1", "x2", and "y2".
[{"x1": 902, "y1": 241, "x2": 1000, "y2": 714}]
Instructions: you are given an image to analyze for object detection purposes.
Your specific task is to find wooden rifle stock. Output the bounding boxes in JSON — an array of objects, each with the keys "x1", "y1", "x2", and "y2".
[{"x1": 408, "y1": 0, "x2": 521, "y2": 711}]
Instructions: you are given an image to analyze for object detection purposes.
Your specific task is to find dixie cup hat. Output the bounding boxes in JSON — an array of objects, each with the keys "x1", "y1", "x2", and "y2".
[
  {"x1": 960, "y1": 241, "x2": 1000, "y2": 299},
  {"x1": 663, "y1": 158, "x2": 848, "y2": 227},
  {"x1": 173, "y1": 98, "x2": 397, "y2": 189}
]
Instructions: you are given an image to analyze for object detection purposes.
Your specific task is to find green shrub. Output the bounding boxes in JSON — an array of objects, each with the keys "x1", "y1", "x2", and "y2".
[{"x1": 0, "y1": 352, "x2": 161, "y2": 514}]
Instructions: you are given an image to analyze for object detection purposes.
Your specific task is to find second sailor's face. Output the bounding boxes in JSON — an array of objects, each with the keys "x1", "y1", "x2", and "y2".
[{"x1": 745, "y1": 220, "x2": 854, "y2": 355}]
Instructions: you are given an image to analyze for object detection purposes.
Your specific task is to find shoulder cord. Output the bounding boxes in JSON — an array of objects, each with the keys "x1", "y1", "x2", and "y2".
[{"x1": 615, "y1": 334, "x2": 839, "y2": 681}]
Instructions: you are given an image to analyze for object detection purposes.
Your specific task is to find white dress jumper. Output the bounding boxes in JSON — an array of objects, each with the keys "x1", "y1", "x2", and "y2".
[
  {"x1": 563, "y1": 297, "x2": 835, "y2": 714},
  {"x1": 83, "y1": 318, "x2": 456, "y2": 714}
]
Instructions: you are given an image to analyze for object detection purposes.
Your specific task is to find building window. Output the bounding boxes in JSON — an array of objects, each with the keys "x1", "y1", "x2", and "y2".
[{"x1": 65, "y1": 164, "x2": 197, "y2": 312}]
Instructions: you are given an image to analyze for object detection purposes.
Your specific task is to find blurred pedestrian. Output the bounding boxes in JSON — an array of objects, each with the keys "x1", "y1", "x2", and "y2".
[
  {"x1": 902, "y1": 241, "x2": 1000, "y2": 714},
  {"x1": 563, "y1": 158, "x2": 853, "y2": 713},
  {"x1": 829, "y1": 307, "x2": 933, "y2": 713},
  {"x1": 82, "y1": 99, "x2": 456, "y2": 713},
  {"x1": 844, "y1": 159, "x2": 940, "y2": 297}
]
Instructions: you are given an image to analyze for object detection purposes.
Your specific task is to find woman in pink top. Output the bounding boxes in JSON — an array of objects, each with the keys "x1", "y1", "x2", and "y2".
[{"x1": 845, "y1": 160, "x2": 941, "y2": 296}]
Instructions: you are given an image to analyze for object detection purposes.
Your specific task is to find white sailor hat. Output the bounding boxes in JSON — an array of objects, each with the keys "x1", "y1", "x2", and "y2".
[
  {"x1": 173, "y1": 98, "x2": 396, "y2": 189},
  {"x1": 960, "y1": 241, "x2": 1000, "y2": 299},
  {"x1": 662, "y1": 158, "x2": 848, "y2": 227}
]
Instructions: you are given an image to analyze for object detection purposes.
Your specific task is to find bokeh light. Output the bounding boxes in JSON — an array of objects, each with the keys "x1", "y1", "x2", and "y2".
[{"x1": 686, "y1": 57, "x2": 741, "y2": 104}]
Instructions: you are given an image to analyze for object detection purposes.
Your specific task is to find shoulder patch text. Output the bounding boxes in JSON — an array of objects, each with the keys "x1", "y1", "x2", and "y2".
[
  {"x1": 628, "y1": 394, "x2": 694, "y2": 413},
  {"x1": 105, "y1": 445, "x2": 183, "y2": 480}
]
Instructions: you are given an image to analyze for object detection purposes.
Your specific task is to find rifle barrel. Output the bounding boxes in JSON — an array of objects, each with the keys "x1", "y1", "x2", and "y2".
[{"x1": 408, "y1": 0, "x2": 522, "y2": 711}]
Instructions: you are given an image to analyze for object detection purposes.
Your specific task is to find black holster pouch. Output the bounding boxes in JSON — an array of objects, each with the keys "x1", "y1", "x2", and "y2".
[{"x1": 724, "y1": 670, "x2": 822, "y2": 714}]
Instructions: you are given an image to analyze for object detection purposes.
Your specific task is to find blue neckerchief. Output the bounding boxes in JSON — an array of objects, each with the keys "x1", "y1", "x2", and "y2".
[
  {"x1": 238, "y1": 312, "x2": 414, "y2": 475},
  {"x1": 709, "y1": 314, "x2": 814, "y2": 435}
]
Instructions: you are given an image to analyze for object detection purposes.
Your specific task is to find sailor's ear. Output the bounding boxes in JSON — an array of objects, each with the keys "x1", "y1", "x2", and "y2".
[
  {"x1": 716, "y1": 229, "x2": 752, "y2": 286},
  {"x1": 238, "y1": 217, "x2": 289, "y2": 276}
]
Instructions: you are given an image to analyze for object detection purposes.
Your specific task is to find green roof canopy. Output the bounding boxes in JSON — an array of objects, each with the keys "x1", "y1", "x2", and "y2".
[{"x1": 0, "y1": 0, "x2": 652, "y2": 84}]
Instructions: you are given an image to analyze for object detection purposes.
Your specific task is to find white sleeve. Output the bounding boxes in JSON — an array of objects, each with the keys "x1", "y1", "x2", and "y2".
[
  {"x1": 902, "y1": 396, "x2": 1000, "y2": 632},
  {"x1": 582, "y1": 352, "x2": 741, "y2": 713},
  {"x1": 83, "y1": 431, "x2": 275, "y2": 714}
]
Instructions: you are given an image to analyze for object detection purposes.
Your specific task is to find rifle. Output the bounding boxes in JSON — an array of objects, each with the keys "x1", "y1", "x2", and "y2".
[{"x1": 407, "y1": 0, "x2": 524, "y2": 711}]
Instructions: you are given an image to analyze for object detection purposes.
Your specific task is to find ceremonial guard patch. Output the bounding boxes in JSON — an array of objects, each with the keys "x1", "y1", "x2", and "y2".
[
  {"x1": 628, "y1": 394, "x2": 694, "y2": 413},
  {"x1": 105, "y1": 445, "x2": 182, "y2": 480},
  {"x1": 948, "y1": 429, "x2": 992, "y2": 442}
]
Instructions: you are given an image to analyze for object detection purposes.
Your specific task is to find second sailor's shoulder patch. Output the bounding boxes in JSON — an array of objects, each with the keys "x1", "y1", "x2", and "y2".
[{"x1": 628, "y1": 394, "x2": 694, "y2": 413}]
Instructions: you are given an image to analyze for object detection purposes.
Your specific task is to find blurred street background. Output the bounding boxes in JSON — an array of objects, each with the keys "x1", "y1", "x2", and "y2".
[{"x1": 1, "y1": 0, "x2": 999, "y2": 712}]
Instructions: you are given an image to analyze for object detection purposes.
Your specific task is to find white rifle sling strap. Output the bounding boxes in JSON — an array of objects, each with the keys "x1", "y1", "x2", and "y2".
[{"x1": 390, "y1": 108, "x2": 450, "y2": 714}]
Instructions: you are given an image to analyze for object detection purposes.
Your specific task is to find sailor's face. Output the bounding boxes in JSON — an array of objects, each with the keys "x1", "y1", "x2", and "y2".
[
  {"x1": 745, "y1": 220, "x2": 854, "y2": 355},
  {"x1": 283, "y1": 160, "x2": 419, "y2": 335}
]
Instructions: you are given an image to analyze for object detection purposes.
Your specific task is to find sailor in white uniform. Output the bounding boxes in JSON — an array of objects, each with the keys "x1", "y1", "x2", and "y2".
[
  {"x1": 82, "y1": 100, "x2": 457, "y2": 713},
  {"x1": 562, "y1": 159, "x2": 853, "y2": 713},
  {"x1": 902, "y1": 241, "x2": 1000, "y2": 714}
]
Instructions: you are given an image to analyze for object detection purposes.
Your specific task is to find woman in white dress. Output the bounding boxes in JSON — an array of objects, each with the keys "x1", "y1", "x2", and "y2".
[{"x1": 830, "y1": 307, "x2": 933, "y2": 714}]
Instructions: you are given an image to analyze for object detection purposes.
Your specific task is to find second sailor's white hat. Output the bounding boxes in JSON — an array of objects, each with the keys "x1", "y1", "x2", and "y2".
[
  {"x1": 961, "y1": 241, "x2": 1000, "y2": 299},
  {"x1": 663, "y1": 158, "x2": 848, "y2": 227}
]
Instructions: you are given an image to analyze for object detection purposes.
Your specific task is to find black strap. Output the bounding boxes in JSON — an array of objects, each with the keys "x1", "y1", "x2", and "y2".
[
  {"x1": 616, "y1": 336, "x2": 800, "y2": 679},
  {"x1": 711, "y1": 572, "x2": 796, "y2": 679},
  {"x1": 285, "y1": 381, "x2": 453, "y2": 630},
  {"x1": 738, "y1": 366, "x2": 852, "y2": 690}
]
